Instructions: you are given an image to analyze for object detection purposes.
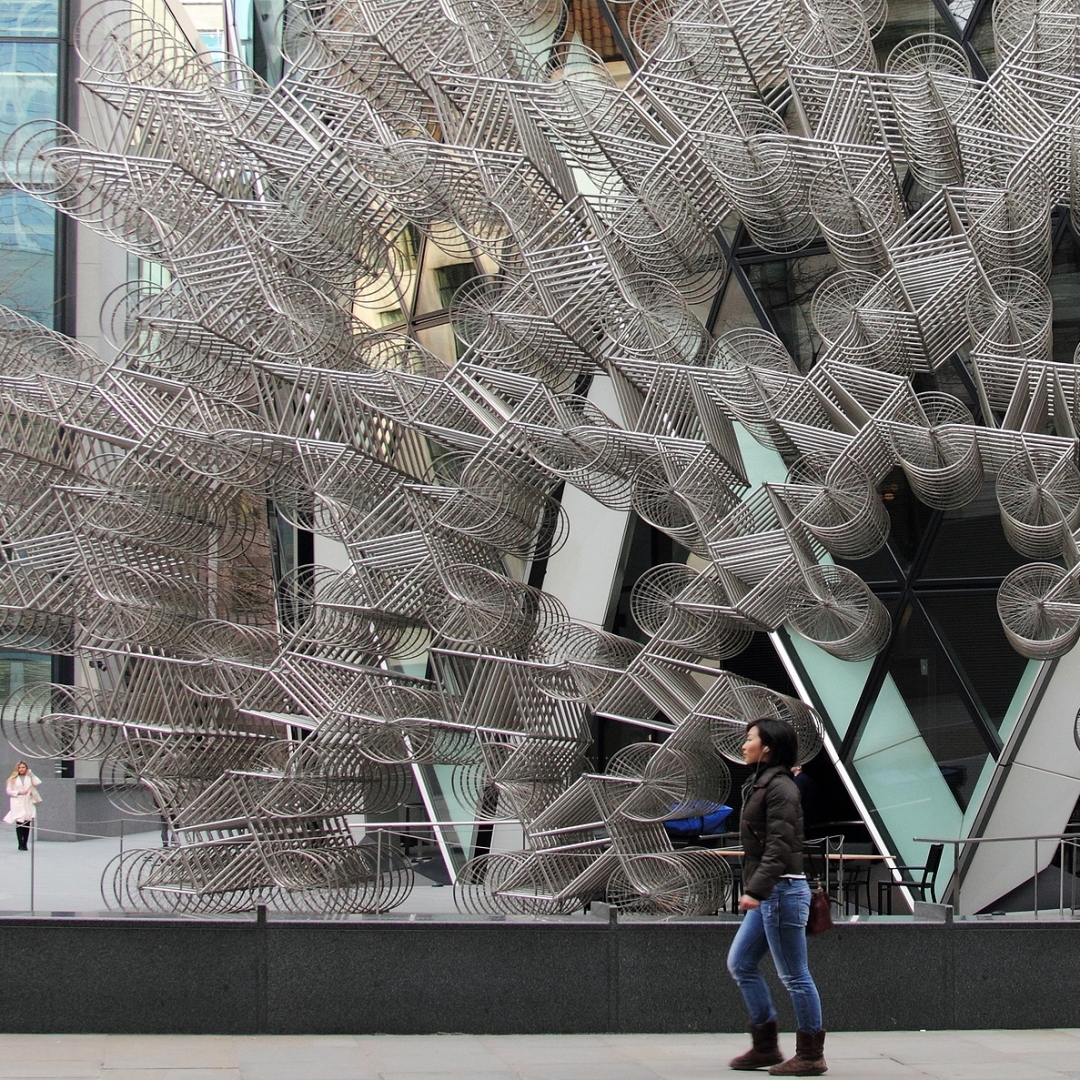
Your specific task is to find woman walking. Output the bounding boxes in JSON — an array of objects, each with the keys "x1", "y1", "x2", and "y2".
[
  {"x1": 4, "y1": 762, "x2": 41, "y2": 851},
  {"x1": 727, "y1": 718, "x2": 826, "y2": 1075}
]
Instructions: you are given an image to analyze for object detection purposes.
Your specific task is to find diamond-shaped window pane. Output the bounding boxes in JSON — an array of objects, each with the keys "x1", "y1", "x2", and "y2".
[
  {"x1": 919, "y1": 592, "x2": 1029, "y2": 729},
  {"x1": 880, "y1": 468, "x2": 936, "y2": 569},
  {"x1": 883, "y1": 602, "x2": 992, "y2": 811},
  {"x1": 919, "y1": 489, "x2": 1026, "y2": 581},
  {"x1": 1051, "y1": 223, "x2": 1080, "y2": 365}
]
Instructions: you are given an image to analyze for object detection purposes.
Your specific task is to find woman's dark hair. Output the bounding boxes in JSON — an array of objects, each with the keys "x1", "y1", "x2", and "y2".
[{"x1": 748, "y1": 717, "x2": 799, "y2": 770}]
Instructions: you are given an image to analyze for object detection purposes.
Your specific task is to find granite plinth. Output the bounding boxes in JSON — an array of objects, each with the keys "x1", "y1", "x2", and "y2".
[{"x1": 0, "y1": 915, "x2": 1074, "y2": 1034}]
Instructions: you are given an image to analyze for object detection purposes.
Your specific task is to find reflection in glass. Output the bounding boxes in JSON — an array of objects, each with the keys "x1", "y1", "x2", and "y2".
[
  {"x1": 851, "y1": 672, "x2": 962, "y2": 880},
  {"x1": 966, "y1": 1, "x2": 998, "y2": 73},
  {"x1": 885, "y1": 602, "x2": 990, "y2": 809},
  {"x1": 0, "y1": 41, "x2": 58, "y2": 144},
  {"x1": 0, "y1": 650, "x2": 52, "y2": 720},
  {"x1": 920, "y1": 592, "x2": 1029, "y2": 727},
  {"x1": 745, "y1": 252, "x2": 836, "y2": 370},
  {"x1": 879, "y1": 467, "x2": 935, "y2": 567},
  {"x1": 1051, "y1": 221, "x2": 1080, "y2": 365},
  {"x1": 0, "y1": 190, "x2": 55, "y2": 325},
  {"x1": 0, "y1": 1, "x2": 57, "y2": 38},
  {"x1": 919, "y1": 487, "x2": 1026, "y2": 581},
  {"x1": 872, "y1": 0, "x2": 949, "y2": 66},
  {"x1": 947, "y1": 0, "x2": 974, "y2": 30}
]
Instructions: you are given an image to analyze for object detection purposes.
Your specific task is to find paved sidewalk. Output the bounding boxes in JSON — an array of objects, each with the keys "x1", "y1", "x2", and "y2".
[{"x1": 0, "y1": 1030, "x2": 1077, "y2": 1079}]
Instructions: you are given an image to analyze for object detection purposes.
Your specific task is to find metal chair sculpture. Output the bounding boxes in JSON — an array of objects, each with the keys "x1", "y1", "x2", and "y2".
[{"x1": 884, "y1": 34, "x2": 974, "y2": 190}]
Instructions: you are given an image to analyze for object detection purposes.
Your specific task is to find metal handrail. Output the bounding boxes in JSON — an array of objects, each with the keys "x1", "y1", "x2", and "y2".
[{"x1": 914, "y1": 832, "x2": 1080, "y2": 919}]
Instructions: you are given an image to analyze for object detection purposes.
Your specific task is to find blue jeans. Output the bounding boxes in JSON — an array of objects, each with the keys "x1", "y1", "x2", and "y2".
[{"x1": 727, "y1": 878, "x2": 823, "y2": 1033}]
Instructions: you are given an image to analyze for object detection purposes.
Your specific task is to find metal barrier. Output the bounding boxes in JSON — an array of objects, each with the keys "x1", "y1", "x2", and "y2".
[
  {"x1": 13, "y1": 816, "x2": 158, "y2": 915},
  {"x1": 5, "y1": 817, "x2": 503, "y2": 917},
  {"x1": 914, "y1": 832, "x2": 1080, "y2": 919}
]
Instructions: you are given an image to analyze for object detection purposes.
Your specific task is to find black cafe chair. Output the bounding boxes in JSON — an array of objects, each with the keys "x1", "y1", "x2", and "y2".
[
  {"x1": 841, "y1": 861, "x2": 874, "y2": 914},
  {"x1": 877, "y1": 843, "x2": 944, "y2": 913}
]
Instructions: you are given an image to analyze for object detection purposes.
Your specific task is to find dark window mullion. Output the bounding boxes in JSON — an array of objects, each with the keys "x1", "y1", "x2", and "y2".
[
  {"x1": 927, "y1": 0, "x2": 990, "y2": 78},
  {"x1": 960, "y1": 0, "x2": 993, "y2": 43},
  {"x1": 876, "y1": 527, "x2": 912, "y2": 588},
  {"x1": 705, "y1": 223, "x2": 741, "y2": 335},
  {"x1": 950, "y1": 354, "x2": 986, "y2": 425},
  {"x1": 596, "y1": 0, "x2": 639, "y2": 73},
  {"x1": 734, "y1": 241, "x2": 830, "y2": 266},
  {"x1": 1051, "y1": 207, "x2": 1072, "y2": 254},
  {"x1": 55, "y1": 0, "x2": 73, "y2": 336},
  {"x1": 406, "y1": 226, "x2": 428, "y2": 329},
  {"x1": 839, "y1": 511, "x2": 945, "y2": 762},
  {"x1": 911, "y1": 577, "x2": 1010, "y2": 592},
  {"x1": 837, "y1": 596, "x2": 907, "y2": 764},
  {"x1": 712, "y1": 226, "x2": 784, "y2": 341}
]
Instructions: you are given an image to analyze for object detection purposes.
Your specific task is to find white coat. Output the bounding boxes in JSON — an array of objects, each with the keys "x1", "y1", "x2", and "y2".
[{"x1": 4, "y1": 772, "x2": 41, "y2": 824}]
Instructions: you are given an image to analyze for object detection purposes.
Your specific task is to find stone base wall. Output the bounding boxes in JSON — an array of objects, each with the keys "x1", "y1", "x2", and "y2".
[{"x1": 0, "y1": 915, "x2": 1072, "y2": 1034}]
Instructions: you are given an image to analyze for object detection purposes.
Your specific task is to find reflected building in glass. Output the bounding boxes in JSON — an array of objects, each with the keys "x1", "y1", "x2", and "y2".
[{"x1": 1, "y1": 1, "x2": 62, "y2": 326}]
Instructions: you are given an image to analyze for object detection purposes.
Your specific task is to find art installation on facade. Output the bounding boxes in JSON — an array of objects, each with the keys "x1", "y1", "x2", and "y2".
[{"x1": 1, "y1": 0, "x2": 1079, "y2": 916}]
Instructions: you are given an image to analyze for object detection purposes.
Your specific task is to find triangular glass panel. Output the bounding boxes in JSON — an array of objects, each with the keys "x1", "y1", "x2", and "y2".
[
  {"x1": 1050, "y1": 219, "x2": 1080, "y2": 364},
  {"x1": 869, "y1": 466, "x2": 936, "y2": 571},
  {"x1": 879, "y1": 601, "x2": 993, "y2": 810},
  {"x1": 965, "y1": 0, "x2": 999, "y2": 74},
  {"x1": 919, "y1": 591, "x2": 1029, "y2": 730},
  {"x1": 872, "y1": 0, "x2": 951, "y2": 68},
  {"x1": 918, "y1": 487, "x2": 1026, "y2": 581},
  {"x1": 947, "y1": 0, "x2": 974, "y2": 32},
  {"x1": 744, "y1": 251, "x2": 836, "y2": 372}
]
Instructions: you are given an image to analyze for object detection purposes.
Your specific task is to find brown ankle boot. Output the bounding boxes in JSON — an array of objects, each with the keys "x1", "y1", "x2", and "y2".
[
  {"x1": 769, "y1": 1030, "x2": 827, "y2": 1075},
  {"x1": 729, "y1": 1020, "x2": 784, "y2": 1070}
]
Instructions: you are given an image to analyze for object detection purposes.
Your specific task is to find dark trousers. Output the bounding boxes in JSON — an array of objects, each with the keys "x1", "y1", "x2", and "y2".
[{"x1": 15, "y1": 822, "x2": 30, "y2": 850}]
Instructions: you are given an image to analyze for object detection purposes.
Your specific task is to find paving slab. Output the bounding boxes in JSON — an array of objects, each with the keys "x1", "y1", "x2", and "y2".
[{"x1": 1, "y1": 1031, "x2": 1079, "y2": 1079}]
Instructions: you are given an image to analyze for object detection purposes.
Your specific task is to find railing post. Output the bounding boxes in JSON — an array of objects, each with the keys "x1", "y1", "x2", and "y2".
[
  {"x1": 1034, "y1": 838, "x2": 1039, "y2": 920},
  {"x1": 29, "y1": 818, "x2": 35, "y2": 914},
  {"x1": 1060, "y1": 837, "x2": 1066, "y2": 918},
  {"x1": 1073, "y1": 839, "x2": 1078, "y2": 918},
  {"x1": 918, "y1": 832, "x2": 1080, "y2": 921},
  {"x1": 833, "y1": 835, "x2": 843, "y2": 911},
  {"x1": 953, "y1": 841, "x2": 961, "y2": 918}
]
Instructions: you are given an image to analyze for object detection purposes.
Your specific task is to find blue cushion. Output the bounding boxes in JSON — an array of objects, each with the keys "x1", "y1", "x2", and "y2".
[{"x1": 663, "y1": 805, "x2": 733, "y2": 836}]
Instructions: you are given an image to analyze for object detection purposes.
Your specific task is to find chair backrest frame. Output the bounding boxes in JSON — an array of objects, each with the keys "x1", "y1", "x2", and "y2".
[{"x1": 920, "y1": 842, "x2": 944, "y2": 886}]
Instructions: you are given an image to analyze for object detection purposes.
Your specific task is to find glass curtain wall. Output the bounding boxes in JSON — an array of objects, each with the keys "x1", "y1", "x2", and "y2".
[
  {"x1": 0, "y1": 0, "x2": 65, "y2": 750},
  {"x1": 0, "y1": 0, "x2": 61, "y2": 326}
]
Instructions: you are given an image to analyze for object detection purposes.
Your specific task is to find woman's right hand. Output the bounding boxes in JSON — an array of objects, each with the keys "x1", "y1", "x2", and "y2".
[{"x1": 739, "y1": 893, "x2": 761, "y2": 911}]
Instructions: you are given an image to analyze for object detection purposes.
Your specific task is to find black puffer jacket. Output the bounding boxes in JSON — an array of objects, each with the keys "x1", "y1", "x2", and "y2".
[{"x1": 740, "y1": 764, "x2": 805, "y2": 901}]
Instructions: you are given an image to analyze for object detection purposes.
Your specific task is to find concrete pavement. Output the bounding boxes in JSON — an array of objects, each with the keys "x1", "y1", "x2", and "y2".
[{"x1": 0, "y1": 1030, "x2": 1077, "y2": 1079}]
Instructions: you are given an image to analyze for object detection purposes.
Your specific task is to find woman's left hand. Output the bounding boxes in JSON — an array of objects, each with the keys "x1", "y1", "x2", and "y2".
[{"x1": 738, "y1": 894, "x2": 760, "y2": 911}]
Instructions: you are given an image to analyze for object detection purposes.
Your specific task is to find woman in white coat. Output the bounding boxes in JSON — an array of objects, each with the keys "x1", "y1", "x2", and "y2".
[{"x1": 4, "y1": 763, "x2": 41, "y2": 850}]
